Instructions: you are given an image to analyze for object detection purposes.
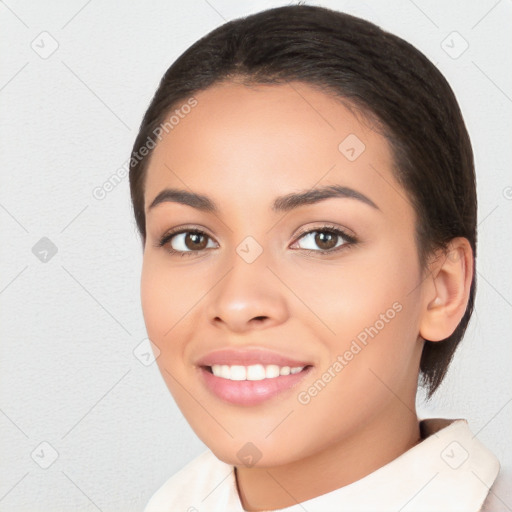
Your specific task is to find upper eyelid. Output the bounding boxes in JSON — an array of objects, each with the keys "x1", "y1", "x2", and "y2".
[
  {"x1": 162, "y1": 223, "x2": 348, "y2": 237},
  {"x1": 161, "y1": 224, "x2": 215, "y2": 239},
  {"x1": 294, "y1": 223, "x2": 354, "y2": 238}
]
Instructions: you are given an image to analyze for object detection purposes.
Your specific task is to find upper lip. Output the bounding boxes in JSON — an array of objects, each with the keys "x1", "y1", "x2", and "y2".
[{"x1": 195, "y1": 347, "x2": 313, "y2": 368}]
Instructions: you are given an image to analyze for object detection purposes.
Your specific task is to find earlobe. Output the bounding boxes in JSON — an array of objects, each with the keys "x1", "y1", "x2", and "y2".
[{"x1": 419, "y1": 238, "x2": 473, "y2": 342}]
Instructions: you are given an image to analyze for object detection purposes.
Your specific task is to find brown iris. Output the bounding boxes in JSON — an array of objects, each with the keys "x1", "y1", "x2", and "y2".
[
  {"x1": 314, "y1": 231, "x2": 338, "y2": 251},
  {"x1": 184, "y1": 232, "x2": 208, "y2": 251}
]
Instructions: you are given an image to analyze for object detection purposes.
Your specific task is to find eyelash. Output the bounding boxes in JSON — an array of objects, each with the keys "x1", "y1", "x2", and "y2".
[{"x1": 154, "y1": 224, "x2": 358, "y2": 258}]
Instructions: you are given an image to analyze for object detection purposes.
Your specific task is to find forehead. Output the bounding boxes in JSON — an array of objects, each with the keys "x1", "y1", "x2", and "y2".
[{"x1": 144, "y1": 81, "x2": 410, "y2": 220}]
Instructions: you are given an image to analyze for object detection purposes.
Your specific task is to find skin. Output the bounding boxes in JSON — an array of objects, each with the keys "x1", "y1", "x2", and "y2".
[{"x1": 140, "y1": 81, "x2": 473, "y2": 510}]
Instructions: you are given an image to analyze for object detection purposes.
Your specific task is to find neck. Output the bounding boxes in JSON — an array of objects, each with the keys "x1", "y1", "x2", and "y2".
[{"x1": 235, "y1": 403, "x2": 421, "y2": 511}]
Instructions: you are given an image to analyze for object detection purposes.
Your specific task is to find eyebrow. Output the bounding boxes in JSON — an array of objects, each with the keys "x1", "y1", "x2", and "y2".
[{"x1": 147, "y1": 184, "x2": 379, "y2": 213}]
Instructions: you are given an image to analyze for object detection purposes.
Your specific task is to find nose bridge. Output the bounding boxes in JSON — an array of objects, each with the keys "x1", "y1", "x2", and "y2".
[{"x1": 206, "y1": 237, "x2": 288, "y2": 331}]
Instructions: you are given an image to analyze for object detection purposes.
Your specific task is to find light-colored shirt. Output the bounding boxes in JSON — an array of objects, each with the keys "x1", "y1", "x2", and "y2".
[{"x1": 144, "y1": 418, "x2": 500, "y2": 511}]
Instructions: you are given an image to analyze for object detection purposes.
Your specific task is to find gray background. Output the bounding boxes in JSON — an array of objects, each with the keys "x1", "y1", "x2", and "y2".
[{"x1": 1, "y1": 0, "x2": 511, "y2": 510}]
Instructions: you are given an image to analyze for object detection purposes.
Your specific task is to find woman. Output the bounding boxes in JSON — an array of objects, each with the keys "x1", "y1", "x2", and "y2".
[{"x1": 129, "y1": 5, "x2": 500, "y2": 511}]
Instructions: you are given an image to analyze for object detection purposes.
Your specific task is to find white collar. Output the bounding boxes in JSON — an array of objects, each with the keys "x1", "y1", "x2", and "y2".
[{"x1": 145, "y1": 418, "x2": 500, "y2": 511}]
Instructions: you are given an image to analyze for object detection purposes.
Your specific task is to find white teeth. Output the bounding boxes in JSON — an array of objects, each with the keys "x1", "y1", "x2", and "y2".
[
  {"x1": 229, "y1": 365, "x2": 246, "y2": 380},
  {"x1": 246, "y1": 364, "x2": 266, "y2": 380},
  {"x1": 210, "y1": 364, "x2": 306, "y2": 381},
  {"x1": 220, "y1": 365, "x2": 230, "y2": 379},
  {"x1": 265, "y1": 364, "x2": 280, "y2": 379}
]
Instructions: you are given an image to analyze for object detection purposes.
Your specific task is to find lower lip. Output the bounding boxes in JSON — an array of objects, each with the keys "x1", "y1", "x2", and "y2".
[{"x1": 199, "y1": 366, "x2": 313, "y2": 406}]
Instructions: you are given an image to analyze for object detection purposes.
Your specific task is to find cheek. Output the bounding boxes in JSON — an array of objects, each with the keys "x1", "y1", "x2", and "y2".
[
  {"x1": 142, "y1": 254, "x2": 191, "y2": 318},
  {"x1": 140, "y1": 257, "x2": 198, "y2": 404},
  {"x1": 282, "y1": 240, "x2": 422, "y2": 398},
  {"x1": 315, "y1": 254, "x2": 422, "y2": 418},
  {"x1": 140, "y1": 255, "x2": 199, "y2": 352},
  {"x1": 280, "y1": 242, "x2": 419, "y2": 343},
  {"x1": 329, "y1": 247, "x2": 422, "y2": 372},
  {"x1": 140, "y1": 259, "x2": 170, "y2": 340}
]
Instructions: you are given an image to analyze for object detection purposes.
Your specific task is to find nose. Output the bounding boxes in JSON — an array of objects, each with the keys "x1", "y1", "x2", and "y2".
[{"x1": 206, "y1": 253, "x2": 289, "y2": 333}]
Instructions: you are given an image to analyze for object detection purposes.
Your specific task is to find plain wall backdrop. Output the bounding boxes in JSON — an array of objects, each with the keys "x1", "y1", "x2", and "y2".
[{"x1": 1, "y1": 0, "x2": 511, "y2": 510}]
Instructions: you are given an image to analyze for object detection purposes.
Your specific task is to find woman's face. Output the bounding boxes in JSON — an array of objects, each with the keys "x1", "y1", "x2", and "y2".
[{"x1": 141, "y1": 81, "x2": 427, "y2": 466}]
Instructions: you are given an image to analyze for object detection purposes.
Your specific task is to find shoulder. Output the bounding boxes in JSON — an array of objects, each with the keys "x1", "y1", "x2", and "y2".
[{"x1": 144, "y1": 449, "x2": 233, "y2": 512}]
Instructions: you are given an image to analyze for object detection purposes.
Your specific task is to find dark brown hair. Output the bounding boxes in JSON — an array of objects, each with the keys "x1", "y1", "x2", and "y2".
[{"x1": 129, "y1": 5, "x2": 477, "y2": 398}]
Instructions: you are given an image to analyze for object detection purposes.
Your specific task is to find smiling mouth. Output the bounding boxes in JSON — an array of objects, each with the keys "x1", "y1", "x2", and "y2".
[
  {"x1": 199, "y1": 363, "x2": 313, "y2": 406},
  {"x1": 203, "y1": 363, "x2": 313, "y2": 381}
]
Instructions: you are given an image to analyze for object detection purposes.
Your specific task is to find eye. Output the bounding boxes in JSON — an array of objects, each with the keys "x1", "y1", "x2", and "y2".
[
  {"x1": 156, "y1": 228, "x2": 218, "y2": 256},
  {"x1": 155, "y1": 224, "x2": 356, "y2": 257},
  {"x1": 292, "y1": 225, "x2": 357, "y2": 254}
]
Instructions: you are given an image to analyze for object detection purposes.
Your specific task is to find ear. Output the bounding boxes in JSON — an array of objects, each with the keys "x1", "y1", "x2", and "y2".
[{"x1": 419, "y1": 237, "x2": 474, "y2": 342}]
